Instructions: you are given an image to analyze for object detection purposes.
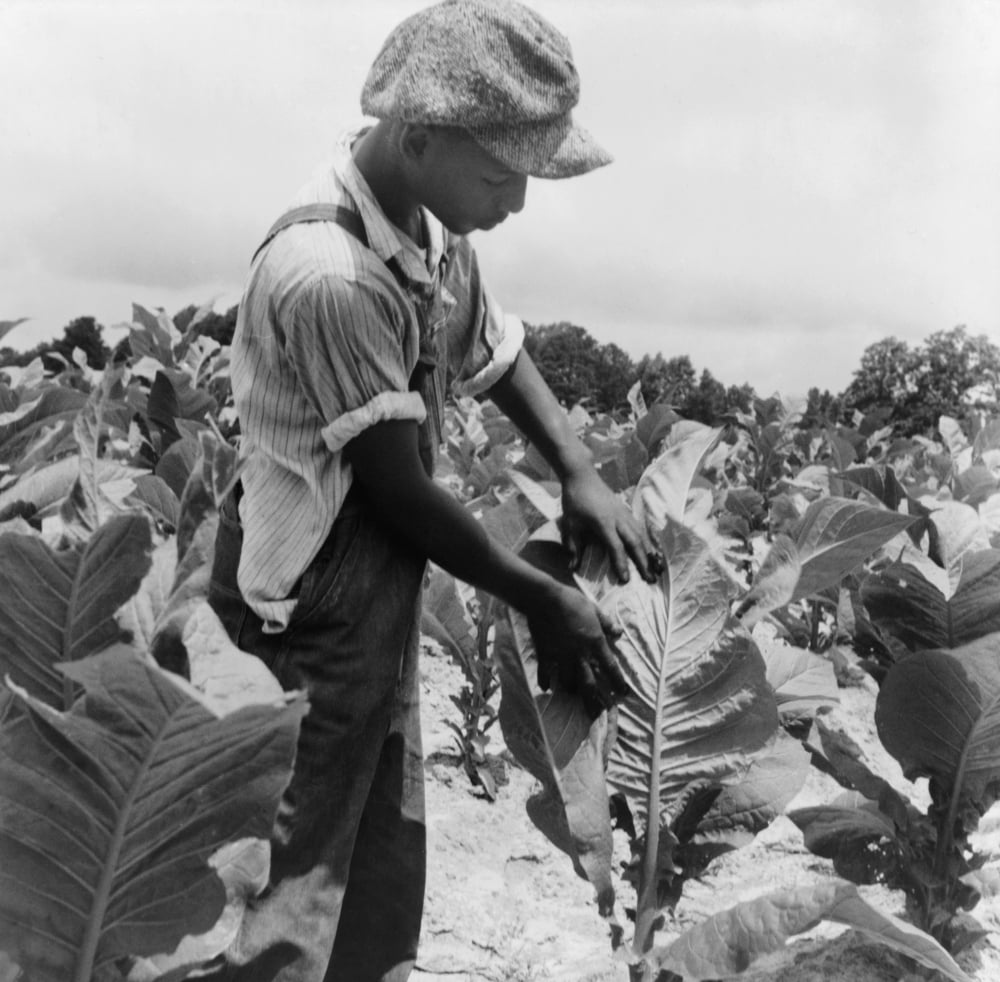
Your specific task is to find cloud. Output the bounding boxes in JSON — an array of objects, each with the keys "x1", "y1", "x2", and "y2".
[{"x1": 0, "y1": 0, "x2": 996, "y2": 398}]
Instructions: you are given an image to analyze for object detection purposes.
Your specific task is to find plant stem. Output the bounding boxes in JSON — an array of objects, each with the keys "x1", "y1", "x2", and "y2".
[{"x1": 809, "y1": 599, "x2": 822, "y2": 652}]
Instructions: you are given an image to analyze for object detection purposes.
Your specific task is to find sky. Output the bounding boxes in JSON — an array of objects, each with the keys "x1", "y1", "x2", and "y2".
[{"x1": 1, "y1": 0, "x2": 998, "y2": 397}]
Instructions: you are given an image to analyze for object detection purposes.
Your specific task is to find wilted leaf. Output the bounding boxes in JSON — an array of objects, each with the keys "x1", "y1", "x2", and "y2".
[
  {"x1": 648, "y1": 879, "x2": 972, "y2": 981},
  {"x1": 0, "y1": 514, "x2": 153, "y2": 706}
]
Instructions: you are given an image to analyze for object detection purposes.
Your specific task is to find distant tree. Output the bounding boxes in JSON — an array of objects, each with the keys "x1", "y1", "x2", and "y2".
[
  {"x1": 683, "y1": 369, "x2": 728, "y2": 424},
  {"x1": 725, "y1": 382, "x2": 756, "y2": 416},
  {"x1": 175, "y1": 303, "x2": 239, "y2": 346},
  {"x1": 519, "y1": 322, "x2": 755, "y2": 421},
  {"x1": 637, "y1": 353, "x2": 697, "y2": 408},
  {"x1": 912, "y1": 326, "x2": 1000, "y2": 430},
  {"x1": 592, "y1": 341, "x2": 636, "y2": 415},
  {"x1": 49, "y1": 316, "x2": 109, "y2": 369},
  {"x1": 523, "y1": 322, "x2": 603, "y2": 408},
  {"x1": 802, "y1": 387, "x2": 845, "y2": 427},
  {"x1": 841, "y1": 336, "x2": 915, "y2": 417},
  {"x1": 842, "y1": 326, "x2": 1000, "y2": 435}
]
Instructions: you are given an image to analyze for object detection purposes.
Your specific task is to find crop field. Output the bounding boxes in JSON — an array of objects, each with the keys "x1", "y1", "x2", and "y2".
[{"x1": 0, "y1": 304, "x2": 999, "y2": 981}]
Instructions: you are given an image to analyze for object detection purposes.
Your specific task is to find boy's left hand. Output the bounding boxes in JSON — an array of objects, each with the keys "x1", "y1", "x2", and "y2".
[{"x1": 560, "y1": 468, "x2": 664, "y2": 584}]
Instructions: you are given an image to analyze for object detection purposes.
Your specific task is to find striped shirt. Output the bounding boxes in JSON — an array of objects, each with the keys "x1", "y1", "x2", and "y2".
[{"x1": 231, "y1": 128, "x2": 524, "y2": 632}]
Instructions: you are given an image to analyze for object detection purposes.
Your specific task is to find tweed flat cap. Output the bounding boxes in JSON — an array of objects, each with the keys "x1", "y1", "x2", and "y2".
[{"x1": 361, "y1": 0, "x2": 612, "y2": 179}]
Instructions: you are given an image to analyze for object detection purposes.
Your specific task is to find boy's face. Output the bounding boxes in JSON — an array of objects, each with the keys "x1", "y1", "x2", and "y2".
[{"x1": 412, "y1": 127, "x2": 528, "y2": 236}]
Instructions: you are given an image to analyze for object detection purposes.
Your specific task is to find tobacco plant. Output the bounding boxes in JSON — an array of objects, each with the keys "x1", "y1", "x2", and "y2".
[
  {"x1": 490, "y1": 422, "x2": 972, "y2": 981},
  {"x1": 788, "y1": 413, "x2": 1000, "y2": 971},
  {"x1": 0, "y1": 310, "x2": 303, "y2": 981}
]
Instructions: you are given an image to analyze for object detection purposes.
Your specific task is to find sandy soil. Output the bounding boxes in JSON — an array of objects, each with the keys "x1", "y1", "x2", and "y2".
[{"x1": 413, "y1": 643, "x2": 1000, "y2": 982}]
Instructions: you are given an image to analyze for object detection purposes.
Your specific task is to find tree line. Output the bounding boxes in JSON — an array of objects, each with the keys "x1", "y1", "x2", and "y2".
[{"x1": 2, "y1": 306, "x2": 997, "y2": 437}]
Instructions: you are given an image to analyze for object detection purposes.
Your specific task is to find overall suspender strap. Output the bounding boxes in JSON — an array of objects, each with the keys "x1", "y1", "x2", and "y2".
[
  {"x1": 251, "y1": 201, "x2": 443, "y2": 476},
  {"x1": 252, "y1": 204, "x2": 369, "y2": 263}
]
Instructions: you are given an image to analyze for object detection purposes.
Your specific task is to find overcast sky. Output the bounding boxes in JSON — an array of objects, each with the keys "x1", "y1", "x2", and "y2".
[{"x1": 1, "y1": 0, "x2": 998, "y2": 397}]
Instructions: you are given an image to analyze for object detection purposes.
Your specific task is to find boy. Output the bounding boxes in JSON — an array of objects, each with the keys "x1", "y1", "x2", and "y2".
[{"x1": 207, "y1": 1, "x2": 661, "y2": 979}]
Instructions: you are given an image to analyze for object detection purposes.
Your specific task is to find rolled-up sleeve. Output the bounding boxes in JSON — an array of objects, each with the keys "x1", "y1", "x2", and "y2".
[
  {"x1": 286, "y1": 272, "x2": 426, "y2": 451},
  {"x1": 443, "y1": 237, "x2": 525, "y2": 397}
]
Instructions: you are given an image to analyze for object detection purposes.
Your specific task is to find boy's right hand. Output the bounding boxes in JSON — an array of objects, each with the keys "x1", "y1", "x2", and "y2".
[{"x1": 525, "y1": 584, "x2": 629, "y2": 719}]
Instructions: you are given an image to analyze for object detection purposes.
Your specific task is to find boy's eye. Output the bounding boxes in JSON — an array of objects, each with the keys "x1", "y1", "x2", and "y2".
[{"x1": 483, "y1": 175, "x2": 509, "y2": 187}]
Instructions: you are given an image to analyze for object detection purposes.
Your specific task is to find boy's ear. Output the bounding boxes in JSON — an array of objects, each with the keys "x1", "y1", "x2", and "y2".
[{"x1": 399, "y1": 123, "x2": 433, "y2": 163}]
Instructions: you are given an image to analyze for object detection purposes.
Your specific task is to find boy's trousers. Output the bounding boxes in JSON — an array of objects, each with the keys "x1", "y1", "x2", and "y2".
[{"x1": 205, "y1": 484, "x2": 427, "y2": 982}]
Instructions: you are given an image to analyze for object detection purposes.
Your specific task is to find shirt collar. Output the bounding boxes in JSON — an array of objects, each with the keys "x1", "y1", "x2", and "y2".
[{"x1": 332, "y1": 128, "x2": 445, "y2": 287}]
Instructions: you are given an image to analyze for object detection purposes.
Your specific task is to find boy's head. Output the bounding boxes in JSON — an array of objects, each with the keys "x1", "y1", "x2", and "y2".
[{"x1": 361, "y1": 0, "x2": 611, "y2": 180}]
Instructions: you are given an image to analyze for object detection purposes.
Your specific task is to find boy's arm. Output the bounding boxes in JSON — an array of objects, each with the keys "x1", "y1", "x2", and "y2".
[
  {"x1": 487, "y1": 350, "x2": 663, "y2": 583},
  {"x1": 345, "y1": 419, "x2": 627, "y2": 716}
]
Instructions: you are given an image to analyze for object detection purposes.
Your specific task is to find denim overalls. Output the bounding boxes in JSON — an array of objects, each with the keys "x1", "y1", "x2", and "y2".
[{"x1": 206, "y1": 204, "x2": 446, "y2": 982}]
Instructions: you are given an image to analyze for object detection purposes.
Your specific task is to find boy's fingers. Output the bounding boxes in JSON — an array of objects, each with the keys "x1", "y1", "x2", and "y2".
[
  {"x1": 559, "y1": 517, "x2": 581, "y2": 572},
  {"x1": 596, "y1": 604, "x2": 622, "y2": 641},
  {"x1": 592, "y1": 639, "x2": 628, "y2": 697},
  {"x1": 602, "y1": 529, "x2": 630, "y2": 583},
  {"x1": 620, "y1": 516, "x2": 663, "y2": 584},
  {"x1": 537, "y1": 657, "x2": 552, "y2": 691}
]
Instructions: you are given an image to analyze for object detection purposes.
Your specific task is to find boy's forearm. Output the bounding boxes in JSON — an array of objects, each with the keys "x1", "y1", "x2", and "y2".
[
  {"x1": 345, "y1": 420, "x2": 562, "y2": 615},
  {"x1": 488, "y1": 350, "x2": 594, "y2": 481}
]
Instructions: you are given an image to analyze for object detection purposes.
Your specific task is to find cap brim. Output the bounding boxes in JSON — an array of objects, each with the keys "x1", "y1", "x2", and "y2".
[{"x1": 469, "y1": 116, "x2": 612, "y2": 179}]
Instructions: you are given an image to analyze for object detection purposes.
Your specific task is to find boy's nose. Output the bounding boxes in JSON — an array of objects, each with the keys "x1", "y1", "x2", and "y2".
[{"x1": 504, "y1": 175, "x2": 528, "y2": 214}]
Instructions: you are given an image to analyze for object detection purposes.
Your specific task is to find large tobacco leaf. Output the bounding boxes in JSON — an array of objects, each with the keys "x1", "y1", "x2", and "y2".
[
  {"x1": 758, "y1": 637, "x2": 839, "y2": 723},
  {"x1": 861, "y1": 551, "x2": 1000, "y2": 653},
  {"x1": 691, "y1": 729, "x2": 811, "y2": 849},
  {"x1": 876, "y1": 633, "x2": 1000, "y2": 819},
  {"x1": 790, "y1": 497, "x2": 918, "y2": 602},
  {"x1": 648, "y1": 879, "x2": 971, "y2": 982},
  {"x1": 0, "y1": 649, "x2": 307, "y2": 982},
  {"x1": 734, "y1": 498, "x2": 917, "y2": 626},
  {"x1": 597, "y1": 519, "x2": 777, "y2": 831},
  {"x1": 0, "y1": 513, "x2": 153, "y2": 707},
  {"x1": 60, "y1": 366, "x2": 135, "y2": 539},
  {"x1": 0, "y1": 456, "x2": 146, "y2": 520},
  {"x1": 0, "y1": 386, "x2": 89, "y2": 466},
  {"x1": 576, "y1": 517, "x2": 779, "y2": 953},
  {"x1": 493, "y1": 553, "x2": 617, "y2": 919}
]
